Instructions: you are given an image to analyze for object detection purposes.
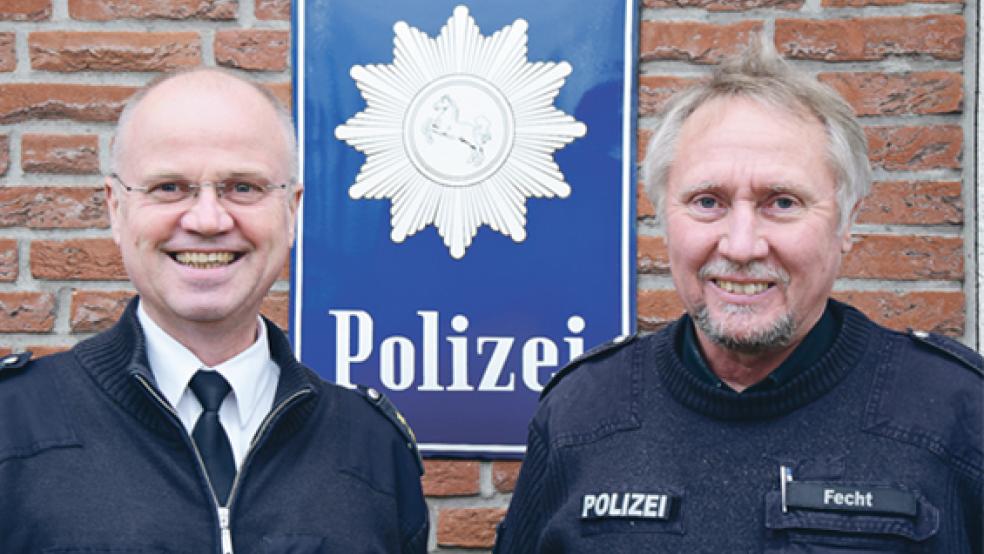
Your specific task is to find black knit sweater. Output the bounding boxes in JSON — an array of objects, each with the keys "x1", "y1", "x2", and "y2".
[{"x1": 496, "y1": 301, "x2": 982, "y2": 553}]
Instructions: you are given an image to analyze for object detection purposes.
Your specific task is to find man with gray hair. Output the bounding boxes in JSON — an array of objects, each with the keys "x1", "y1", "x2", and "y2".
[
  {"x1": 495, "y1": 38, "x2": 981, "y2": 552},
  {"x1": 0, "y1": 68, "x2": 428, "y2": 553}
]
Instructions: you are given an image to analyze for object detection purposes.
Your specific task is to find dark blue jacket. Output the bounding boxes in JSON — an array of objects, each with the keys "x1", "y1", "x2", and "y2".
[
  {"x1": 495, "y1": 301, "x2": 982, "y2": 552},
  {"x1": 0, "y1": 299, "x2": 428, "y2": 553}
]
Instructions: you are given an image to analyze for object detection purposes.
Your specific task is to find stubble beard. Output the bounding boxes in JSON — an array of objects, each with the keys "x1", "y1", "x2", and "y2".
[{"x1": 694, "y1": 303, "x2": 796, "y2": 355}]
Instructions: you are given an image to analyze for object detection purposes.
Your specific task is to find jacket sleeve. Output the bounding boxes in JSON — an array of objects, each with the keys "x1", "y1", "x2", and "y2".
[
  {"x1": 396, "y1": 445, "x2": 429, "y2": 554},
  {"x1": 495, "y1": 423, "x2": 553, "y2": 554}
]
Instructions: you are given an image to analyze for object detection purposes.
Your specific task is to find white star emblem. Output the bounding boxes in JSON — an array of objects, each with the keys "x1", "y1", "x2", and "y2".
[{"x1": 335, "y1": 5, "x2": 587, "y2": 259}]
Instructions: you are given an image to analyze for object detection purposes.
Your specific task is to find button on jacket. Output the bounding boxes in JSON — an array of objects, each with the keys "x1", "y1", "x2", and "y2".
[
  {"x1": 495, "y1": 301, "x2": 982, "y2": 553},
  {"x1": 0, "y1": 298, "x2": 428, "y2": 553}
]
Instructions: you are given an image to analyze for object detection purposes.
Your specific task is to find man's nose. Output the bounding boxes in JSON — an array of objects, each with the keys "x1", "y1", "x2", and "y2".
[
  {"x1": 717, "y1": 204, "x2": 768, "y2": 263},
  {"x1": 180, "y1": 185, "x2": 234, "y2": 235}
]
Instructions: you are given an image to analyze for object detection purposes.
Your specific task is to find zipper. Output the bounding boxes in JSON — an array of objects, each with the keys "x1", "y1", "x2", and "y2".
[
  {"x1": 218, "y1": 507, "x2": 233, "y2": 554},
  {"x1": 134, "y1": 374, "x2": 229, "y2": 553},
  {"x1": 223, "y1": 388, "x2": 313, "y2": 508},
  {"x1": 136, "y1": 374, "x2": 313, "y2": 554}
]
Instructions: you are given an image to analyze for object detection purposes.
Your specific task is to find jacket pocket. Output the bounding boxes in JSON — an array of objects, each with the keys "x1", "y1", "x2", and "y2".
[{"x1": 763, "y1": 488, "x2": 939, "y2": 553}]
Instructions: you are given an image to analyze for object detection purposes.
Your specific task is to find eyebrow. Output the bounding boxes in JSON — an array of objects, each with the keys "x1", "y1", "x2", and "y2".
[
  {"x1": 755, "y1": 182, "x2": 819, "y2": 202},
  {"x1": 142, "y1": 172, "x2": 187, "y2": 182},
  {"x1": 678, "y1": 181, "x2": 810, "y2": 198},
  {"x1": 678, "y1": 181, "x2": 724, "y2": 198},
  {"x1": 142, "y1": 170, "x2": 271, "y2": 182}
]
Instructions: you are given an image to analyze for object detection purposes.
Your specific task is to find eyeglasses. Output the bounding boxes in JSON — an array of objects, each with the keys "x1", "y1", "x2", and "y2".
[{"x1": 110, "y1": 173, "x2": 289, "y2": 206}]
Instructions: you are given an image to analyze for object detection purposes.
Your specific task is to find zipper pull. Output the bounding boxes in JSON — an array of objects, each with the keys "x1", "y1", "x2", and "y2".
[{"x1": 218, "y1": 507, "x2": 234, "y2": 554}]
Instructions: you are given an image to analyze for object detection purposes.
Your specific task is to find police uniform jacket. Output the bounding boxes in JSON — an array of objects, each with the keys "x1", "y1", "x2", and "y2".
[
  {"x1": 0, "y1": 298, "x2": 428, "y2": 553},
  {"x1": 495, "y1": 301, "x2": 982, "y2": 553}
]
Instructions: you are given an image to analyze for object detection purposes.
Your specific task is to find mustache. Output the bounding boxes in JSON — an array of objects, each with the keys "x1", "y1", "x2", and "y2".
[{"x1": 698, "y1": 259, "x2": 790, "y2": 285}]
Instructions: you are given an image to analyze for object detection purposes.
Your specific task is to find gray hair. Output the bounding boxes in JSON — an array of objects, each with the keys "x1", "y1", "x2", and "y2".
[
  {"x1": 643, "y1": 35, "x2": 870, "y2": 232},
  {"x1": 111, "y1": 67, "x2": 298, "y2": 183}
]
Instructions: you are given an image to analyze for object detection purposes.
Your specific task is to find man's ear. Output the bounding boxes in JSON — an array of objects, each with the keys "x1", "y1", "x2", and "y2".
[
  {"x1": 840, "y1": 202, "x2": 861, "y2": 254},
  {"x1": 104, "y1": 176, "x2": 124, "y2": 245},
  {"x1": 287, "y1": 182, "x2": 304, "y2": 245}
]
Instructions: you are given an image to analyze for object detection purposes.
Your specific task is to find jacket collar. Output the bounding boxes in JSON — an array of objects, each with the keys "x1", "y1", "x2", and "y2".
[{"x1": 73, "y1": 297, "x2": 320, "y2": 438}]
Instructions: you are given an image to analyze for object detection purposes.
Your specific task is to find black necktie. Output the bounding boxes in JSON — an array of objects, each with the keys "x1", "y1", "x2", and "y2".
[{"x1": 189, "y1": 370, "x2": 235, "y2": 505}]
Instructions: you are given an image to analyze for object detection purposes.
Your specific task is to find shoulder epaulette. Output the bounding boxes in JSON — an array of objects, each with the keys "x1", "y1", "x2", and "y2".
[
  {"x1": 0, "y1": 351, "x2": 32, "y2": 376},
  {"x1": 541, "y1": 334, "x2": 637, "y2": 399},
  {"x1": 907, "y1": 329, "x2": 983, "y2": 377},
  {"x1": 355, "y1": 384, "x2": 423, "y2": 475}
]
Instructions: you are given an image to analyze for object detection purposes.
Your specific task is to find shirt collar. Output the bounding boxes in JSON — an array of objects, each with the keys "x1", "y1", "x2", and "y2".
[{"x1": 137, "y1": 300, "x2": 273, "y2": 425}]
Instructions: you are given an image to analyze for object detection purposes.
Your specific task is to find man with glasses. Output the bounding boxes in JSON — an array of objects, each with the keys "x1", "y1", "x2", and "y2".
[{"x1": 0, "y1": 69, "x2": 428, "y2": 553}]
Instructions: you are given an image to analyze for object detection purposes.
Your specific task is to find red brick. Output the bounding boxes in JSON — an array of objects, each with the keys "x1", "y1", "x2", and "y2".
[
  {"x1": 422, "y1": 460, "x2": 480, "y2": 497},
  {"x1": 857, "y1": 181, "x2": 962, "y2": 225},
  {"x1": 22, "y1": 134, "x2": 99, "y2": 174},
  {"x1": 0, "y1": 83, "x2": 136, "y2": 124},
  {"x1": 0, "y1": 186, "x2": 108, "y2": 229},
  {"x1": 31, "y1": 238, "x2": 126, "y2": 281},
  {"x1": 638, "y1": 289, "x2": 685, "y2": 331},
  {"x1": 638, "y1": 235, "x2": 670, "y2": 274},
  {"x1": 0, "y1": 292, "x2": 56, "y2": 332},
  {"x1": 71, "y1": 290, "x2": 134, "y2": 332},
  {"x1": 437, "y1": 508, "x2": 507, "y2": 549},
  {"x1": 0, "y1": 135, "x2": 8, "y2": 175},
  {"x1": 30, "y1": 31, "x2": 200, "y2": 72},
  {"x1": 639, "y1": 75, "x2": 701, "y2": 117},
  {"x1": 0, "y1": 347, "x2": 9, "y2": 357},
  {"x1": 215, "y1": 30, "x2": 289, "y2": 71},
  {"x1": 27, "y1": 344, "x2": 73, "y2": 357},
  {"x1": 68, "y1": 0, "x2": 236, "y2": 21},
  {"x1": 866, "y1": 126, "x2": 962, "y2": 171},
  {"x1": 0, "y1": 0, "x2": 51, "y2": 21},
  {"x1": 638, "y1": 182, "x2": 656, "y2": 219},
  {"x1": 260, "y1": 291, "x2": 289, "y2": 330},
  {"x1": 0, "y1": 239, "x2": 17, "y2": 282},
  {"x1": 824, "y1": 0, "x2": 958, "y2": 6},
  {"x1": 841, "y1": 235, "x2": 962, "y2": 280},
  {"x1": 255, "y1": 0, "x2": 289, "y2": 20},
  {"x1": 776, "y1": 16, "x2": 964, "y2": 62},
  {"x1": 493, "y1": 461, "x2": 522, "y2": 493},
  {"x1": 645, "y1": 0, "x2": 802, "y2": 9},
  {"x1": 640, "y1": 20, "x2": 763, "y2": 64},
  {"x1": 0, "y1": 33, "x2": 15, "y2": 72},
  {"x1": 819, "y1": 72, "x2": 962, "y2": 116},
  {"x1": 638, "y1": 128, "x2": 652, "y2": 163},
  {"x1": 833, "y1": 290, "x2": 964, "y2": 336},
  {"x1": 264, "y1": 81, "x2": 292, "y2": 110}
]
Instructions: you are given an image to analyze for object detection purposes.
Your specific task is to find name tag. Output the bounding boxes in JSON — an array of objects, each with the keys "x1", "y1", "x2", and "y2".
[
  {"x1": 786, "y1": 482, "x2": 918, "y2": 517},
  {"x1": 580, "y1": 492, "x2": 673, "y2": 520}
]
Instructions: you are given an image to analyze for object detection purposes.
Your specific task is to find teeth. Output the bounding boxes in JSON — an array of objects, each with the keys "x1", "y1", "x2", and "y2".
[
  {"x1": 174, "y1": 252, "x2": 236, "y2": 268},
  {"x1": 715, "y1": 280, "x2": 770, "y2": 295}
]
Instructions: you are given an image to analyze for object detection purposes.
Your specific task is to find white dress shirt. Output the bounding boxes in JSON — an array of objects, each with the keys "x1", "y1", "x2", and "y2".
[{"x1": 138, "y1": 301, "x2": 280, "y2": 470}]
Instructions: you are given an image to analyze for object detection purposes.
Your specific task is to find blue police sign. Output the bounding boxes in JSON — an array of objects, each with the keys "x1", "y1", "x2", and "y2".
[{"x1": 293, "y1": 0, "x2": 637, "y2": 458}]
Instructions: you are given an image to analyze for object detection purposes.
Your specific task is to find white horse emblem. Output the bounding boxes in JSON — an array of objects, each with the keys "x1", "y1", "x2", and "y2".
[{"x1": 422, "y1": 95, "x2": 491, "y2": 166}]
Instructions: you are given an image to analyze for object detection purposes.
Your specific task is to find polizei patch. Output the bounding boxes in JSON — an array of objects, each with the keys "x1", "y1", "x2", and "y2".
[{"x1": 580, "y1": 492, "x2": 673, "y2": 520}]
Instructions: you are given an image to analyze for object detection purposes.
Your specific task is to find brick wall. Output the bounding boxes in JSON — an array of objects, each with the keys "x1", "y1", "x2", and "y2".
[{"x1": 0, "y1": 0, "x2": 976, "y2": 551}]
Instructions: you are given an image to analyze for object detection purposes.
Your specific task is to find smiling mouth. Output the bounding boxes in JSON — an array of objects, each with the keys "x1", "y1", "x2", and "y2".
[
  {"x1": 712, "y1": 279, "x2": 773, "y2": 296},
  {"x1": 171, "y1": 252, "x2": 241, "y2": 269}
]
